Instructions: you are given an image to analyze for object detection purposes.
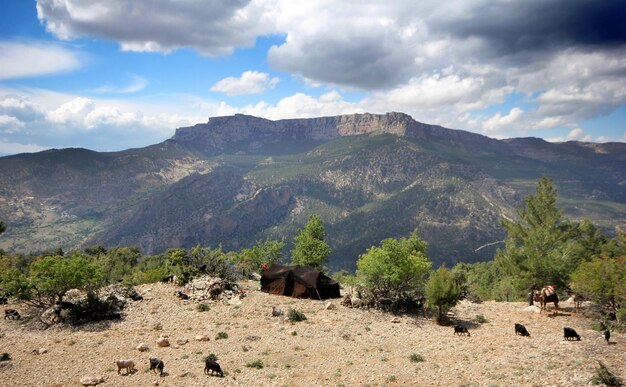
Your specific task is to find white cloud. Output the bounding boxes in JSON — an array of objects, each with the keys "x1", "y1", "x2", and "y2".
[
  {"x1": 0, "y1": 90, "x2": 207, "y2": 154},
  {"x1": 0, "y1": 115, "x2": 25, "y2": 134},
  {"x1": 482, "y1": 108, "x2": 524, "y2": 134},
  {"x1": 211, "y1": 71, "x2": 279, "y2": 96},
  {"x1": 36, "y1": 0, "x2": 275, "y2": 57},
  {"x1": 0, "y1": 41, "x2": 82, "y2": 80},
  {"x1": 216, "y1": 91, "x2": 364, "y2": 120},
  {"x1": 547, "y1": 128, "x2": 594, "y2": 143}
]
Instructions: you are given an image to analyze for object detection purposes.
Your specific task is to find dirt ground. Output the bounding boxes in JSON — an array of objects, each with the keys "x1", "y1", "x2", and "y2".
[{"x1": 1, "y1": 281, "x2": 624, "y2": 387}]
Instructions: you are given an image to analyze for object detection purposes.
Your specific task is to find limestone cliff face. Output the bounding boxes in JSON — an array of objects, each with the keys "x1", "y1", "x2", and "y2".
[{"x1": 171, "y1": 112, "x2": 439, "y2": 154}]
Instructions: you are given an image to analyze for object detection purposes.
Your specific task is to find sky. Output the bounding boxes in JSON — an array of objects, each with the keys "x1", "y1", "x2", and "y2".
[{"x1": 0, "y1": 0, "x2": 625, "y2": 155}]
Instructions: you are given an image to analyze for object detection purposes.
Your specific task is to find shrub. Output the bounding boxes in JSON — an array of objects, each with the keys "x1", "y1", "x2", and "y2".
[
  {"x1": 288, "y1": 309, "x2": 307, "y2": 322},
  {"x1": 591, "y1": 361, "x2": 624, "y2": 386},
  {"x1": 0, "y1": 353, "x2": 10, "y2": 361},
  {"x1": 196, "y1": 303, "x2": 210, "y2": 312},
  {"x1": 409, "y1": 353, "x2": 424, "y2": 363},
  {"x1": 67, "y1": 292, "x2": 121, "y2": 325},
  {"x1": 215, "y1": 331, "x2": 229, "y2": 340},
  {"x1": 475, "y1": 314, "x2": 489, "y2": 324},
  {"x1": 356, "y1": 229, "x2": 431, "y2": 312},
  {"x1": 153, "y1": 322, "x2": 163, "y2": 330},
  {"x1": 204, "y1": 353, "x2": 218, "y2": 362},
  {"x1": 246, "y1": 359, "x2": 264, "y2": 369}
]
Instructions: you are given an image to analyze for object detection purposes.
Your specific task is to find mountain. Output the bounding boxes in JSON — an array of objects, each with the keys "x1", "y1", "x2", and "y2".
[{"x1": 1, "y1": 112, "x2": 625, "y2": 271}]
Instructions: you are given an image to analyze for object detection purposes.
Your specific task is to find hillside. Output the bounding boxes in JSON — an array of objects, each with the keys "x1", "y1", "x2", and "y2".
[
  {"x1": 1, "y1": 113, "x2": 625, "y2": 270},
  {"x1": 0, "y1": 282, "x2": 624, "y2": 386}
]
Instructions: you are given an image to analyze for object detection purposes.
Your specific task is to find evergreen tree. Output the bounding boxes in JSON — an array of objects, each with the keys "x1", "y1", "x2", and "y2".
[
  {"x1": 291, "y1": 215, "x2": 331, "y2": 270},
  {"x1": 495, "y1": 177, "x2": 604, "y2": 296},
  {"x1": 425, "y1": 267, "x2": 460, "y2": 323}
]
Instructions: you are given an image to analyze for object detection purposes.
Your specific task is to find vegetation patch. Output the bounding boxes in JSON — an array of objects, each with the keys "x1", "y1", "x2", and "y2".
[
  {"x1": 409, "y1": 353, "x2": 425, "y2": 363},
  {"x1": 288, "y1": 309, "x2": 307, "y2": 322},
  {"x1": 591, "y1": 361, "x2": 624, "y2": 386},
  {"x1": 246, "y1": 359, "x2": 264, "y2": 369}
]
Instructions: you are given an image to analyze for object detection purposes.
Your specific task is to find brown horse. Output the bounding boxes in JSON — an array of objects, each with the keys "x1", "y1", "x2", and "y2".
[{"x1": 533, "y1": 286, "x2": 559, "y2": 313}]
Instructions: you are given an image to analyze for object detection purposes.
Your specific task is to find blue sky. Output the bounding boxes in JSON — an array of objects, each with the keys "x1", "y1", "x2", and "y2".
[{"x1": 0, "y1": 0, "x2": 625, "y2": 154}]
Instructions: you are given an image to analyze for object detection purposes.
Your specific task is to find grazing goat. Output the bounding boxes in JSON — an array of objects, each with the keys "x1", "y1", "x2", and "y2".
[
  {"x1": 198, "y1": 264, "x2": 207, "y2": 273},
  {"x1": 0, "y1": 296, "x2": 7, "y2": 305},
  {"x1": 454, "y1": 325, "x2": 470, "y2": 336},
  {"x1": 573, "y1": 294, "x2": 584, "y2": 312},
  {"x1": 149, "y1": 357, "x2": 165, "y2": 376},
  {"x1": 514, "y1": 323, "x2": 531, "y2": 337},
  {"x1": 4, "y1": 309, "x2": 20, "y2": 320},
  {"x1": 177, "y1": 291, "x2": 189, "y2": 300},
  {"x1": 162, "y1": 274, "x2": 174, "y2": 283},
  {"x1": 564, "y1": 327, "x2": 581, "y2": 341},
  {"x1": 271, "y1": 306, "x2": 283, "y2": 317},
  {"x1": 204, "y1": 360, "x2": 224, "y2": 377},
  {"x1": 115, "y1": 359, "x2": 136, "y2": 375},
  {"x1": 603, "y1": 330, "x2": 610, "y2": 344}
]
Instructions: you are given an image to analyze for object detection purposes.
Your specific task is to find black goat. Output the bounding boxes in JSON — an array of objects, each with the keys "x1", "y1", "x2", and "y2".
[
  {"x1": 515, "y1": 323, "x2": 531, "y2": 337},
  {"x1": 198, "y1": 264, "x2": 207, "y2": 273},
  {"x1": 177, "y1": 291, "x2": 189, "y2": 300},
  {"x1": 204, "y1": 360, "x2": 224, "y2": 377},
  {"x1": 564, "y1": 327, "x2": 581, "y2": 341},
  {"x1": 603, "y1": 330, "x2": 610, "y2": 344},
  {"x1": 4, "y1": 309, "x2": 21, "y2": 320},
  {"x1": 161, "y1": 274, "x2": 175, "y2": 283},
  {"x1": 149, "y1": 357, "x2": 165, "y2": 376},
  {"x1": 454, "y1": 325, "x2": 470, "y2": 336}
]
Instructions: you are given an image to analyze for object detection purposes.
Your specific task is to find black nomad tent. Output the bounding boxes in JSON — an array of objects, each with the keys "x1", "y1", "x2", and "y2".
[{"x1": 260, "y1": 264, "x2": 341, "y2": 300}]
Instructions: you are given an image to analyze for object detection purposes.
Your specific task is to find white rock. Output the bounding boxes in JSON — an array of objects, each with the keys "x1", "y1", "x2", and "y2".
[
  {"x1": 136, "y1": 343, "x2": 149, "y2": 352},
  {"x1": 157, "y1": 336, "x2": 170, "y2": 347},
  {"x1": 391, "y1": 317, "x2": 401, "y2": 323},
  {"x1": 325, "y1": 302, "x2": 336, "y2": 310},
  {"x1": 524, "y1": 305, "x2": 541, "y2": 313},
  {"x1": 176, "y1": 338, "x2": 188, "y2": 345},
  {"x1": 35, "y1": 348, "x2": 48, "y2": 355},
  {"x1": 228, "y1": 297, "x2": 242, "y2": 306},
  {"x1": 195, "y1": 335, "x2": 210, "y2": 342}
]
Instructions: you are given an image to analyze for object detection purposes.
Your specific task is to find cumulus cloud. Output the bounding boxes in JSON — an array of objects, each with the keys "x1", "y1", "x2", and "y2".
[
  {"x1": 36, "y1": 0, "x2": 274, "y2": 56},
  {"x1": 28, "y1": 0, "x2": 626, "y2": 143},
  {"x1": 547, "y1": 128, "x2": 594, "y2": 143},
  {"x1": 0, "y1": 92, "x2": 205, "y2": 154},
  {"x1": 482, "y1": 108, "x2": 524, "y2": 134},
  {"x1": 211, "y1": 71, "x2": 279, "y2": 96},
  {"x1": 216, "y1": 90, "x2": 364, "y2": 119},
  {"x1": 0, "y1": 41, "x2": 82, "y2": 80}
]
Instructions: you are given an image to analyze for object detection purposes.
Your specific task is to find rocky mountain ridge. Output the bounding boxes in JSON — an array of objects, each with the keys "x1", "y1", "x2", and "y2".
[{"x1": 1, "y1": 112, "x2": 625, "y2": 270}]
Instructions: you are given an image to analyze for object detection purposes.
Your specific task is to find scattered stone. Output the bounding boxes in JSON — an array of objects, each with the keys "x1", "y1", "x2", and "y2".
[
  {"x1": 325, "y1": 302, "x2": 336, "y2": 310},
  {"x1": 228, "y1": 297, "x2": 242, "y2": 306},
  {"x1": 32, "y1": 348, "x2": 48, "y2": 355},
  {"x1": 177, "y1": 371, "x2": 190, "y2": 377},
  {"x1": 136, "y1": 343, "x2": 149, "y2": 352},
  {"x1": 245, "y1": 335, "x2": 261, "y2": 341},
  {"x1": 524, "y1": 305, "x2": 541, "y2": 313},
  {"x1": 251, "y1": 273, "x2": 262, "y2": 281},
  {"x1": 176, "y1": 338, "x2": 189, "y2": 346},
  {"x1": 157, "y1": 336, "x2": 170, "y2": 347},
  {"x1": 79, "y1": 375, "x2": 106, "y2": 386},
  {"x1": 195, "y1": 335, "x2": 210, "y2": 342},
  {"x1": 391, "y1": 317, "x2": 401, "y2": 323}
]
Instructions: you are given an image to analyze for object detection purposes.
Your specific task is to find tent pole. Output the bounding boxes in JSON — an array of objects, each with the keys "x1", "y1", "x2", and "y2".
[{"x1": 315, "y1": 288, "x2": 322, "y2": 300}]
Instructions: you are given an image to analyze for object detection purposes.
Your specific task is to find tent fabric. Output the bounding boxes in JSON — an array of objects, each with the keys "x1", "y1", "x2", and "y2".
[{"x1": 261, "y1": 264, "x2": 341, "y2": 300}]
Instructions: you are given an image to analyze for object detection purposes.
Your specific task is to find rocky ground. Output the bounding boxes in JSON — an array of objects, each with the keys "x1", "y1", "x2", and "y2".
[{"x1": 1, "y1": 281, "x2": 624, "y2": 387}]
